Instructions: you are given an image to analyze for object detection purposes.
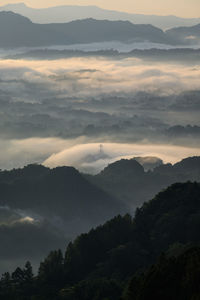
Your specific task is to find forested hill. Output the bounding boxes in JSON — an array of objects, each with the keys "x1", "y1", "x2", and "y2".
[
  {"x1": 0, "y1": 164, "x2": 126, "y2": 273},
  {"x1": 0, "y1": 164, "x2": 125, "y2": 234},
  {"x1": 0, "y1": 11, "x2": 170, "y2": 48},
  {"x1": 124, "y1": 245, "x2": 200, "y2": 300},
  {"x1": 87, "y1": 156, "x2": 200, "y2": 209},
  {"x1": 0, "y1": 156, "x2": 199, "y2": 275},
  {"x1": 1, "y1": 181, "x2": 200, "y2": 299}
]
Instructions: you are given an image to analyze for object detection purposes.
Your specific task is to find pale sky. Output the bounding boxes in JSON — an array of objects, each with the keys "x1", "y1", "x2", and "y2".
[{"x1": 1, "y1": 0, "x2": 200, "y2": 18}]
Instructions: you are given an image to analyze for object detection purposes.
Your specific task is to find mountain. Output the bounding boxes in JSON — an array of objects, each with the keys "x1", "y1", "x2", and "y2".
[
  {"x1": 87, "y1": 156, "x2": 200, "y2": 209},
  {"x1": 0, "y1": 157, "x2": 199, "y2": 273},
  {"x1": 0, "y1": 164, "x2": 125, "y2": 272},
  {"x1": 0, "y1": 11, "x2": 171, "y2": 48},
  {"x1": 1, "y1": 3, "x2": 200, "y2": 30},
  {"x1": 166, "y1": 23, "x2": 200, "y2": 44},
  {"x1": 60, "y1": 181, "x2": 200, "y2": 283},
  {"x1": 1, "y1": 182, "x2": 200, "y2": 299},
  {"x1": 0, "y1": 164, "x2": 124, "y2": 235}
]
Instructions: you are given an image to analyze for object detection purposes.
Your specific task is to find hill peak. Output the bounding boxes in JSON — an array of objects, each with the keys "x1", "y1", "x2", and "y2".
[
  {"x1": 100, "y1": 158, "x2": 144, "y2": 177},
  {"x1": 0, "y1": 10, "x2": 31, "y2": 23}
]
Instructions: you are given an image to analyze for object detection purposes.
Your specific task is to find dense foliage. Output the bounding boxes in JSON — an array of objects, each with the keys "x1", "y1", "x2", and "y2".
[
  {"x1": 0, "y1": 181, "x2": 200, "y2": 299},
  {"x1": 123, "y1": 246, "x2": 200, "y2": 300}
]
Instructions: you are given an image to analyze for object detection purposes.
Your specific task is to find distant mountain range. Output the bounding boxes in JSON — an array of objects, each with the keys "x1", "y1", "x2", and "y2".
[
  {"x1": 0, "y1": 163, "x2": 124, "y2": 272},
  {"x1": 0, "y1": 11, "x2": 199, "y2": 50},
  {"x1": 0, "y1": 156, "x2": 199, "y2": 222},
  {"x1": 1, "y1": 3, "x2": 200, "y2": 30},
  {"x1": 0, "y1": 11, "x2": 199, "y2": 49},
  {"x1": 0, "y1": 11, "x2": 173, "y2": 48}
]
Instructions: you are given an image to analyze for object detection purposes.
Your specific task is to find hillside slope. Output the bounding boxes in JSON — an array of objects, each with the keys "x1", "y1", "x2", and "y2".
[
  {"x1": 1, "y1": 182, "x2": 200, "y2": 299},
  {"x1": 0, "y1": 11, "x2": 173, "y2": 47}
]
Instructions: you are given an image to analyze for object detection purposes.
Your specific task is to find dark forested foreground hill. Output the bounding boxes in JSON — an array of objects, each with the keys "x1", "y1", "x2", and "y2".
[
  {"x1": 0, "y1": 182, "x2": 200, "y2": 299},
  {"x1": 123, "y1": 245, "x2": 200, "y2": 300},
  {"x1": 87, "y1": 156, "x2": 200, "y2": 211},
  {"x1": 0, "y1": 156, "x2": 199, "y2": 226},
  {"x1": 0, "y1": 11, "x2": 199, "y2": 49}
]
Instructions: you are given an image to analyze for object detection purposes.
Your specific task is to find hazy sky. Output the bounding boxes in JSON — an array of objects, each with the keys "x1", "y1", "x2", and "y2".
[{"x1": 1, "y1": 0, "x2": 200, "y2": 18}]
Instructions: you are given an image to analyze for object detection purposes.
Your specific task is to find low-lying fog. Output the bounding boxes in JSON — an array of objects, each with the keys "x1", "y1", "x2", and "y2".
[
  {"x1": 1, "y1": 40, "x2": 200, "y2": 59},
  {"x1": 1, "y1": 42, "x2": 200, "y2": 58},
  {"x1": 0, "y1": 53, "x2": 199, "y2": 172},
  {"x1": 0, "y1": 47, "x2": 199, "y2": 273}
]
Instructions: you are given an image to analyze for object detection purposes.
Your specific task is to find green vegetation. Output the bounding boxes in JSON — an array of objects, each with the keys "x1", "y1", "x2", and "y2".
[{"x1": 0, "y1": 182, "x2": 200, "y2": 299}]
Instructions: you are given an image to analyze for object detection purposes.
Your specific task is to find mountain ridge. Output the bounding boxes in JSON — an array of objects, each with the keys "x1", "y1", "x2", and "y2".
[
  {"x1": 0, "y1": 12, "x2": 172, "y2": 48},
  {"x1": 87, "y1": 156, "x2": 200, "y2": 209},
  {"x1": 1, "y1": 3, "x2": 200, "y2": 29},
  {"x1": 0, "y1": 11, "x2": 199, "y2": 48}
]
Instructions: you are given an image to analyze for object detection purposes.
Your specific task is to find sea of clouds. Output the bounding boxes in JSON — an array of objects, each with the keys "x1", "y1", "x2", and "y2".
[{"x1": 0, "y1": 55, "x2": 199, "y2": 172}]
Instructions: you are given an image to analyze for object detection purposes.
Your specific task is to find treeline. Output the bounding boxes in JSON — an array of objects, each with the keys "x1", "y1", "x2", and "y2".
[
  {"x1": 0, "y1": 182, "x2": 200, "y2": 299},
  {"x1": 124, "y1": 246, "x2": 200, "y2": 300}
]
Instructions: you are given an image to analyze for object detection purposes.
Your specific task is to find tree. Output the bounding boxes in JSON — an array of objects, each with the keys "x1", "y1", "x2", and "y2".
[{"x1": 24, "y1": 261, "x2": 34, "y2": 283}]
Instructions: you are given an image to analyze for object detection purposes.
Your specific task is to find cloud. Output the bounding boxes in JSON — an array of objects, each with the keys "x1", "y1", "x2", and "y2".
[
  {"x1": 0, "y1": 57, "x2": 200, "y2": 100},
  {"x1": 43, "y1": 142, "x2": 200, "y2": 174},
  {"x1": 0, "y1": 56, "x2": 199, "y2": 170},
  {"x1": 0, "y1": 136, "x2": 199, "y2": 173},
  {"x1": 0, "y1": 137, "x2": 83, "y2": 169},
  {"x1": 0, "y1": 204, "x2": 69, "y2": 273}
]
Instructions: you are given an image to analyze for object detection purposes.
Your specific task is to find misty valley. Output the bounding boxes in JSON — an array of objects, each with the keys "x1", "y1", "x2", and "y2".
[{"x1": 0, "y1": 2, "x2": 199, "y2": 300}]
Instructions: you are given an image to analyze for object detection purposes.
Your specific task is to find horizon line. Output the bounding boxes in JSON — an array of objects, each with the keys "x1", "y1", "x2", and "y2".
[{"x1": 1, "y1": 2, "x2": 200, "y2": 20}]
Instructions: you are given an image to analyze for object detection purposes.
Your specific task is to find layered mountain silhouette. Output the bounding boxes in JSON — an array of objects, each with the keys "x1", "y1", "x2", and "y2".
[
  {"x1": 167, "y1": 23, "x2": 200, "y2": 44},
  {"x1": 0, "y1": 156, "x2": 199, "y2": 273},
  {"x1": 1, "y1": 3, "x2": 200, "y2": 30},
  {"x1": 0, "y1": 164, "x2": 124, "y2": 235},
  {"x1": 0, "y1": 11, "x2": 179, "y2": 48},
  {"x1": 125, "y1": 245, "x2": 200, "y2": 300},
  {"x1": 87, "y1": 156, "x2": 200, "y2": 210},
  {"x1": 0, "y1": 164, "x2": 124, "y2": 272}
]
